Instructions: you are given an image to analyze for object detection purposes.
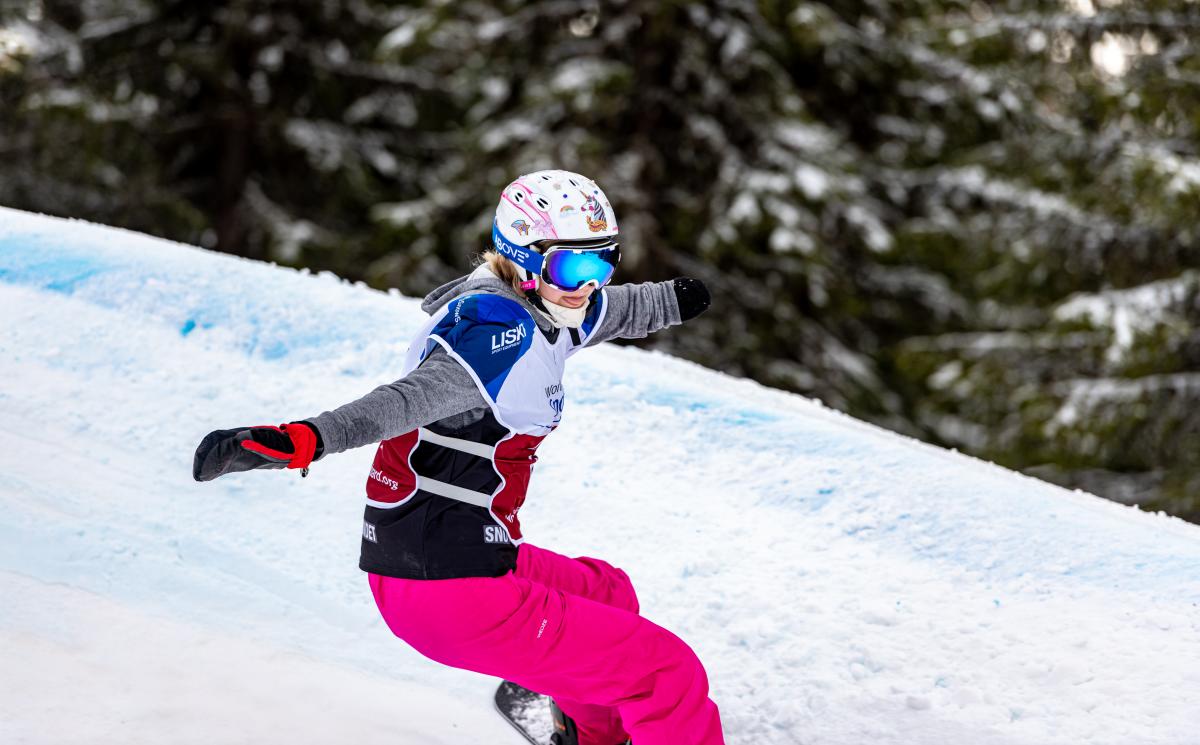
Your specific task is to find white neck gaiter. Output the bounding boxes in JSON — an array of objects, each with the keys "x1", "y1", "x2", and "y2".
[{"x1": 540, "y1": 299, "x2": 588, "y2": 329}]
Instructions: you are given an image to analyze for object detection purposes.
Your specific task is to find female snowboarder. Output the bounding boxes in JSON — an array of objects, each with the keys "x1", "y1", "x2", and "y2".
[{"x1": 193, "y1": 170, "x2": 724, "y2": 745}]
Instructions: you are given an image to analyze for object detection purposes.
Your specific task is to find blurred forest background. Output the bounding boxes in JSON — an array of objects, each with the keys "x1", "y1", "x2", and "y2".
[{"x1": 2, "y1": 0, "x2": 1198, "y2": 521}]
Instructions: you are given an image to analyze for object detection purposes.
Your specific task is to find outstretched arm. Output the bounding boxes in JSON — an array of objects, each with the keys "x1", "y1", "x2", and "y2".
[
  {"x1": 586, "y1": 277, "x2": 711, "y2": 346},
  {"x1": 193, "y1": 347, "x2": 486, "y2": 481},
  {"x1": 305, "y1": 347, "x2": 486, "y2": 455}
]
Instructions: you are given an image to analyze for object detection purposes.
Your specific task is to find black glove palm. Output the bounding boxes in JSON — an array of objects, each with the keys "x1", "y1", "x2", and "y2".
[{"x1": 192, "y1": 422, "x2": 322, "y2": 482}]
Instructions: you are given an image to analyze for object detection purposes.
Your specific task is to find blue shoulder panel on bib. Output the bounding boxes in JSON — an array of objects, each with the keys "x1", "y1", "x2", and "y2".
[{"x1": 429, "y1": 294, "x2": 534, "y2": 400}]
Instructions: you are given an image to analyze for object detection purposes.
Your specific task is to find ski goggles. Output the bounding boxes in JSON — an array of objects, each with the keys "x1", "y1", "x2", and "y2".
[
  {"x1": 535, "y1": 239, "x2": 621, "y2": 292},
  {"x1": 493, "y1": 221, "x2": 621, "y2": 291}
]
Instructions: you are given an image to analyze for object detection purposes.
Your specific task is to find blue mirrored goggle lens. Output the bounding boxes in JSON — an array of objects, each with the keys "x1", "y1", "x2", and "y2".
[{"x1": 542, "y1": 247, "x2": 619, "y2": 291}]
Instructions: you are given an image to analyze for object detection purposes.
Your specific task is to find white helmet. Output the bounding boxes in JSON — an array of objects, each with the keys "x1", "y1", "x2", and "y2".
[
  {"x1": 493, "y1": 169, "x2": 619, "y2": 250},
  {"x1": 490, "y1": 170, "x2": 621, "y2": 327}
]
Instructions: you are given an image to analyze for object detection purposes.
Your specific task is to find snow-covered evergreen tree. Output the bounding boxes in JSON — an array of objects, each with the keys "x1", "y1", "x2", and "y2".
[{"x1": 2, "y1": 0, "x2": 1197, "y2": 518}]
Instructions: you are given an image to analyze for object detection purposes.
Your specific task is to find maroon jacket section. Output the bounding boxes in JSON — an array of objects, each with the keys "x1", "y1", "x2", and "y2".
[{"x1": 488, "y1": 434, "x2": 545, "y2": 542}]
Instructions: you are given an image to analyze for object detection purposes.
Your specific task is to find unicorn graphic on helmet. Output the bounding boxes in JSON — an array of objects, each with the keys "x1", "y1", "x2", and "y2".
[{"x1": 581, "y1": 192, "x2": 608, "y2": 233}]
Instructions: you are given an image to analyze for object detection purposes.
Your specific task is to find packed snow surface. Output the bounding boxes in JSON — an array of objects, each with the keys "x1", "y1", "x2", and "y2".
[{"x1": 1, "y1": 207, "x2": 1199, "y2": 744}]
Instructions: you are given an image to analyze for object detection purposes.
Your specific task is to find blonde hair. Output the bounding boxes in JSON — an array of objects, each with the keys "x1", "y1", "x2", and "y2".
[{"x1": 480, "y1": 250, "x2": 532, "y2": 294}]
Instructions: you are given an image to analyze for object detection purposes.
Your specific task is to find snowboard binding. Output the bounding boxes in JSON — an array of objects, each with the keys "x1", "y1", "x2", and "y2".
[
  {"x1": 551, "y1": 700, "x2": 631, "y2": 745},
  {"x1": 495, "y1": 680, "x2": 631, "y2": 745},
  {"x1": 549, "y1": 699, "x2": 579, "y2": 745}
]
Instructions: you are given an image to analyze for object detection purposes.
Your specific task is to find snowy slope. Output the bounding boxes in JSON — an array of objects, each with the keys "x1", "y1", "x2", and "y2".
[{"x1": 1, "y1": 207, "x2": 1198, "y2": 745}]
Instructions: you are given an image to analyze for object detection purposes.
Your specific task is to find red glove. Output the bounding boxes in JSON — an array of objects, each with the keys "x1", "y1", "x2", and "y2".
[{"x1": 192, "y1": 422, "x2": 322, "y2": 482}]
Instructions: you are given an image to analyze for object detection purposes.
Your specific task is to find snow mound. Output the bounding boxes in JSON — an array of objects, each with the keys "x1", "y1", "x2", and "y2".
[{"x1": 2, "y1": 207, "x2": 1198, "y2": 744}]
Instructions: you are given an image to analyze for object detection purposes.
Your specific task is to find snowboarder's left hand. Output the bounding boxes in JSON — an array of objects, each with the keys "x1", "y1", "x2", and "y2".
[
  {"x1": 192, "y1": 422, "x2": 322, "y2": 482},
  {"x1": 673, "y1": 277, "x2": 711, "y2": 321}
]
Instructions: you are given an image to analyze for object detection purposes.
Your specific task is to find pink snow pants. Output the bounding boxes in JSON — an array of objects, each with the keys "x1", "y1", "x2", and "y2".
[{"x1": 369, "y1": 543, "x2": 724, "y2": 745}]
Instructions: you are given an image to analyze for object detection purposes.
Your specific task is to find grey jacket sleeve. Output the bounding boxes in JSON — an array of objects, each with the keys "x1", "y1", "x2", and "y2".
[
  {"x1": 306, "y1": 346, "x2": 487, "y2": 455},
  {"x1": 586, "y1": 280, "x2": 682, "y2": 346}
]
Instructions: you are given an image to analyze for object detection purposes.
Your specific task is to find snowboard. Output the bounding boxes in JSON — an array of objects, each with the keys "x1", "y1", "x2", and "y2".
[{"x1": 494, "y1": 680, "x2": 556, "y2": 744}]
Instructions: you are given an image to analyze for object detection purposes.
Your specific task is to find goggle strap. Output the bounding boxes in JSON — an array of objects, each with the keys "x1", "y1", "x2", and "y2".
[{"x1": 492, "y1": 221, "x2": 545, "y2": 276}]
